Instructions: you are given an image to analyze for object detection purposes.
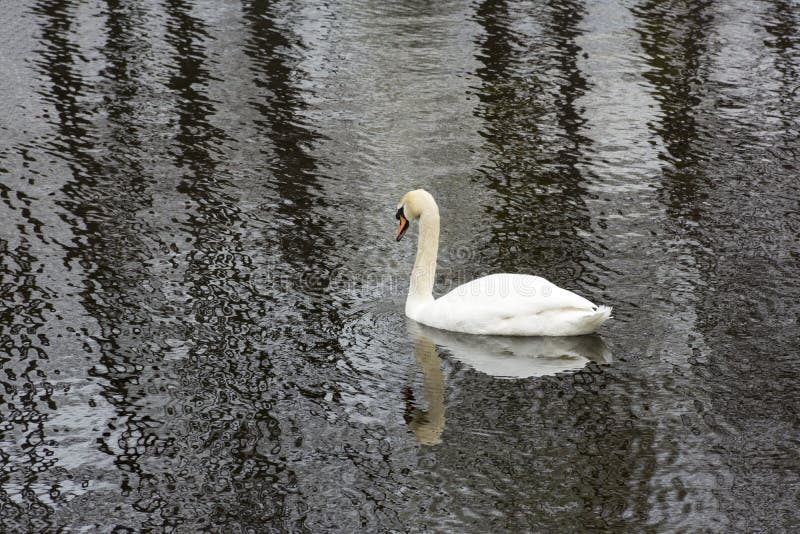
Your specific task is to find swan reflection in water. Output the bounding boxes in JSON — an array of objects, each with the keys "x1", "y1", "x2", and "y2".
[{"x1": 404, "y1": 320, "x2": 613, "y2": 445}]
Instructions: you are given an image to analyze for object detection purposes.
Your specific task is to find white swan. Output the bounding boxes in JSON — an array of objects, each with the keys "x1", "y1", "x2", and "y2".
[{"x1": 395, "y1": 189, "x2": 612, "y2": 336}]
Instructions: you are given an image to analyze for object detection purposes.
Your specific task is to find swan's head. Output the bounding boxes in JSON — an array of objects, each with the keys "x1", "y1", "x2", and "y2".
[{"x1": 394, "y1": 189, "x2": 437, "y2": 242}]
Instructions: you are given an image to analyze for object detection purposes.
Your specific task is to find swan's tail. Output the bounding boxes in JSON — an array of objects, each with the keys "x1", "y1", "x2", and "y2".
[
  {"x1": 586, "y1": 305, "x2": 612, "y2": 332},
  {"x1": 596, "y1": 305, "x2": 613, "y2": 320}
]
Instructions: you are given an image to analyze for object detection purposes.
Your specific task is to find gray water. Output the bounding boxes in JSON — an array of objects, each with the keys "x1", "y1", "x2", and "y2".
[{"x1": 1, "y1": 0, "x2": 799, "y2": 532}]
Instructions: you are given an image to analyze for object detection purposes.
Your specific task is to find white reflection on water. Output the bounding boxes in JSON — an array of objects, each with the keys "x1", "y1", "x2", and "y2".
[
  {"x1": 409, "y1": 319, "x2": 612, "y2": 380},
  {"x1": 406, "y1": 319, "x2": 612, "y2": 445}
]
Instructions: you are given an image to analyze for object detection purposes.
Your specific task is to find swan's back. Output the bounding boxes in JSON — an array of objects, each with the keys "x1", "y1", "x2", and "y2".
[{"x1": 413, "y1": 274, "x2": 611, "y2": 336}]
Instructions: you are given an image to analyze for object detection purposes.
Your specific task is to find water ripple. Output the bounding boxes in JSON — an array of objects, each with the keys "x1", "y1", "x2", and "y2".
[{"x1": 0, "y1": 0, "x2": 798, "y2": 531}]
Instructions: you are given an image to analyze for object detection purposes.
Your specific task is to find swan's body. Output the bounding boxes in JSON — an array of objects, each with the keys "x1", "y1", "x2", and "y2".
[
  {"x1": 395, "y1": 189, "x2": 611, "y2": 336},
  {"x1": 410, "y1": 273, "x2": 612, "y2": 336}
]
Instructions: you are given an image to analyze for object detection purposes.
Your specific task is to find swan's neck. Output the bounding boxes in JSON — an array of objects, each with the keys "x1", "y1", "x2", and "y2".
[{"x1": 407, "y1": 211, "x2": 439, "y2": 312}]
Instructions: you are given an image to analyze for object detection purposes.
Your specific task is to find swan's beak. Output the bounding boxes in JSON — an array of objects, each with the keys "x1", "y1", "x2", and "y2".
[{"x1": 395, "y1": 215, "x2": 409, "y2": 241}]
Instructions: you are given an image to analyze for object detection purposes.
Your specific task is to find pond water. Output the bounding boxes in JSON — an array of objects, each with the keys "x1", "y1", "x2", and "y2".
[{"x1": 1, "y1": 0, "x2": 799, "y2": 531}]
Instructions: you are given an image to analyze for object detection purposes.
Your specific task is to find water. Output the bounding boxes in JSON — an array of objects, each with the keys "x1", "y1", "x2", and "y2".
[{"x1": 1, "y1": 0, "x2": 798, "y2": 531}]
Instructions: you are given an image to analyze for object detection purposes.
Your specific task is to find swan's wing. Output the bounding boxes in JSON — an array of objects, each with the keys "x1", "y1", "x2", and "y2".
[{"x1": 436, "y1": 274, "x2": 597, "y2": 315}]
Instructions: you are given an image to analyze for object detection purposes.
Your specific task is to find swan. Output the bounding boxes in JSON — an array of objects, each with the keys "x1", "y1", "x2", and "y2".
[{"x1": 394, "y1": 189, "x2": 612, "y2": 336}]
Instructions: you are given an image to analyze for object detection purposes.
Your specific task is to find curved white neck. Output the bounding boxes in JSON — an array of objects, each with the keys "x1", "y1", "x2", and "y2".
[{"x1": 406, "y1": 210, "x2": 439, "y2": 314}]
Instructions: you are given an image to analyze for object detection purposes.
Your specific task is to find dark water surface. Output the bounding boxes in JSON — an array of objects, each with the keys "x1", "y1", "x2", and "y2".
[{"x1": 1, "y1": 0, "x2": 799, "y2": 531}]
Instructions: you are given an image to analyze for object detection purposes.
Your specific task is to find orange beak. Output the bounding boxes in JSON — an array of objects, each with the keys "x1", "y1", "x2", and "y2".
[{"x1": 395, "y1": 215, "x2": 409, "y2": 241}]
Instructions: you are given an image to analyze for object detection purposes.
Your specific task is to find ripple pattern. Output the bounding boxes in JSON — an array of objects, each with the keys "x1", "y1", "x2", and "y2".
[{"x1": 0, "y1": 0, "x2": 798, "y2": 531}]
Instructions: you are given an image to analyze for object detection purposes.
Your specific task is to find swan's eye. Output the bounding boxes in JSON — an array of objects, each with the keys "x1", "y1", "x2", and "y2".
[{"x1": 395, "y1": 206, "x2": 405, "y2": 220}]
